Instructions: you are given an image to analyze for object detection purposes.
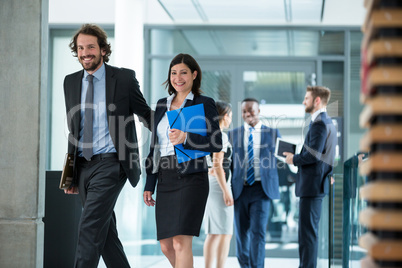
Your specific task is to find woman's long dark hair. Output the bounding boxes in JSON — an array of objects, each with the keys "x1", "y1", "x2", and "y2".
[{"x1": 215, "y1": 101, "x2": 232, "y2": 122}]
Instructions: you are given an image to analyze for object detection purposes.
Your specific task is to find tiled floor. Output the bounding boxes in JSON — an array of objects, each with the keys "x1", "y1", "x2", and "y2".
[
  {"x1": 97, "y1": 226, "x2": 364, "y2": 267},
  {"x1": 146, "y1": 256, "x2": 299, "y2": 268},
  {"x1": 99, "y1": 256, "x2": 300, "y2": 268},
  {"x1": 99, "y1": 255, "x2": 362, "y2": 267}
]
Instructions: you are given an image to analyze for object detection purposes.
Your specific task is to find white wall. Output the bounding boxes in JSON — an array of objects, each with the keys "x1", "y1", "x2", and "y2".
[
  {"x1": 48, "y1": 0, "x2": 172, "y2": 25},
  {"x1": 322, "y1": 0, "x2": 365, "y2": 26},
  {"x1": 49, "y1": 0, "x2": 115, "y2": 24}
]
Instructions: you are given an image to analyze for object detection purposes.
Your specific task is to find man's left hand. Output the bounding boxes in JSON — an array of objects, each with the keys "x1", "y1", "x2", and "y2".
[{"x1": 283, "y1": 152, "x2": 294, "y2": 165}]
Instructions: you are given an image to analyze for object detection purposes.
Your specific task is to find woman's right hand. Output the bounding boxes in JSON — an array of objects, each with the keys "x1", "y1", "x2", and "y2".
[
  {"x1": 143, "y1": 191, "x2": 155, "y2": 207},
  {"x1": 223, "y1": 188, "x2": 234, "y2": 207}
]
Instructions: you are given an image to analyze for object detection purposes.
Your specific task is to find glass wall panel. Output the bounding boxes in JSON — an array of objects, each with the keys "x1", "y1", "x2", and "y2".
[
  {"x1": 202, "y1": 70, "x2": 231, "y2": 103},
  {"x1": 319, "y1": 31, "x2": 345, "y2": 55},
  {"x1": 150, "y1": 29, "x2": 197, "y2": 56},
  {"x1": 149, "y1": 59, "x2": 171, "y2": 106},
  {"x1": 244, "y1": 71, "x2": 306, "y2": 104},
  {"x1": 322, "y1": 61, "x2": 344, "y2": 266},
  {"x1": 348, "y1": 31, "x2": 365, "y2": 158},
  {"x1": 150, "y1": 29, "x2": 345, "y2": 57},
  {"x1": 323, "y1": 62, "x2": 344, "y2": 118}
]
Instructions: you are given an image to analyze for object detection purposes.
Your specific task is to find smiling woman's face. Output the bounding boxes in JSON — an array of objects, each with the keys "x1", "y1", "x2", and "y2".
[{"x1": 170, "y1": 63, "x2": 197, "y2": 95}]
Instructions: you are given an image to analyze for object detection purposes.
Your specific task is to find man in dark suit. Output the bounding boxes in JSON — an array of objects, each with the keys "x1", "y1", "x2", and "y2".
[
  {"x1": 284, "y1": 86, "x2": 337, "y2": 268},
  {"x1": 228, "y1": 98, "x2": 281, "y2": 268},
  {"x1": 63, "y1": 24, "x2": 152, "y2": 268}
]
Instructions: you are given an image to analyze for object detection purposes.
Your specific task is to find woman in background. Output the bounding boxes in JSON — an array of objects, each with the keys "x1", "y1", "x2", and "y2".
[
  {"x1": 143, "y1": 53, "x2": 222, "y2": 268},
  {"x1": 203, "y1": 101, "x2": 234, "y2": 268}
]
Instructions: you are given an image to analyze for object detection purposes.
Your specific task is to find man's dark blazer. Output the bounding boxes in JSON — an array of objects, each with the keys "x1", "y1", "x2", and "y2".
[
  {"x1": 228, "y1": 125, "x2": 281, "y2": 200},
  {"x1": 293, "y1": 112, "x2": 337, "y2": 197},
  {"x1": 63, "y1": 64, "x2": 152, "y2": 188},
  {"x1": 144, "y1": 95, "x2": 222, "y2": 193}
]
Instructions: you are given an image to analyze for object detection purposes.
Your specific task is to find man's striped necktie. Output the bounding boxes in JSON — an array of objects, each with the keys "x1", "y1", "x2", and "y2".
[{"x1": 246, "y1": 127, "x2": 255, "y2": 185}]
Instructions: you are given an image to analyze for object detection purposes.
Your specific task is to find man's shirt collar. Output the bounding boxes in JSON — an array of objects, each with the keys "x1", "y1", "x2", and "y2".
[
  {"x1": 84, "y1": 63, "x2": 105, "y2": 81},
  {"x1": 244, "y1": 121, "x2": 262, "y2": 131},
  {"x1": 312, "y1": 107, "x2": 327, "y2": 122}
]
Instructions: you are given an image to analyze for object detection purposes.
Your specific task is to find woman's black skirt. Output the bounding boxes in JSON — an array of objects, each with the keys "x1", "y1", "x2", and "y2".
[{"x1": 155, "y1": 155, "x2": 209, "y2": 240}]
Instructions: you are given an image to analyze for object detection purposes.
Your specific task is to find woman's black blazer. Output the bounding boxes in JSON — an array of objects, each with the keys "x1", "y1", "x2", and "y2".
[{"x1": 144, "y1": 94, "x2": 222, "y2": 193}]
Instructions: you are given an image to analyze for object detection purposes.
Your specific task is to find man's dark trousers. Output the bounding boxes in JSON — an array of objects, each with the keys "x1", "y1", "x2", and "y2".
[
  {"x1": 298, "y1": 196, "x2": 323, "y2": 268},
  {"x1": 234, "y1": 182, "x2": 270, "y2": 268},
  {"x1": 75, "y1": 157, "x2": 130, "y2": 268}
]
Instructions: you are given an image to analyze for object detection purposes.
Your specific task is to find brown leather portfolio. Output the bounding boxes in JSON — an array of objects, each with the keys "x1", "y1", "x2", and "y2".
[{"x1": 59, "y1": 153, "x2": 74, "y2": 190}]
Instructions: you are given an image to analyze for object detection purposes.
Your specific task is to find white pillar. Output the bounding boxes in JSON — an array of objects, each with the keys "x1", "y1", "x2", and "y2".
[
  {"x1": 115, "y1": 0, "x2": 144, "y2": 84},
  {"x1": 114, "y1": 0, "x2": 145, "y2": 261}
]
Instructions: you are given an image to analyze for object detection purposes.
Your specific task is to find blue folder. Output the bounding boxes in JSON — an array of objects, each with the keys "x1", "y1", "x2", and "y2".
[{"x1": 166, "y1": 103, "x2": 210, "y2": 163}]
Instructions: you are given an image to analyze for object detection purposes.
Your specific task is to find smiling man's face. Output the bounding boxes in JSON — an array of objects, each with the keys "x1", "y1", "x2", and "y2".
[{"x1": 77, "y1": 33, "x2": 105, "y2": 74}]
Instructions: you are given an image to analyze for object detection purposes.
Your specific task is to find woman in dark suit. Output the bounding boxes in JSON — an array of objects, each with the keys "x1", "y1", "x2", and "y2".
[{"x1": 143, "y1": 53, "x2": 222, "y2": 267}]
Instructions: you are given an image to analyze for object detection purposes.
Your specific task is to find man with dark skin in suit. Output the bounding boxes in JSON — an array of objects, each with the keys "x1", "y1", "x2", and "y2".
[{"x1": 229, "y1": 98, "x2": 281, "y2": 268}]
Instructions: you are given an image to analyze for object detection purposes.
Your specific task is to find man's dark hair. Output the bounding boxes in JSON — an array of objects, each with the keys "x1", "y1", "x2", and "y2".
[
  {"x1": 306, "y1": 86, "x2": 331, "y2": 105},
  {"x1": 242, "y1": 98, "x2": 259, "y2": 105},
  {"x1": 164, "y1": 53, "x2": 203, "y2": 96},
  {"x1": 69, "y1": 23, "x2": 112, "y2": 63}
]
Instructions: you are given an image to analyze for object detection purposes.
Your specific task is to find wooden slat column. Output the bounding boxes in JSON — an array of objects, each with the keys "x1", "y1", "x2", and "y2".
[{"x1": 359, "y1": 0, "x2": 402, "y2": 267}]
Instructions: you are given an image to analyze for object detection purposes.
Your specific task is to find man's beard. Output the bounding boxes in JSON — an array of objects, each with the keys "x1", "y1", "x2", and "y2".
[
  {"x1": 79, "y1": 55, "x2": 102, "y2": 72},
  {"x1": 305, "y1": 103, "x2": 314, "y2": 113}
]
